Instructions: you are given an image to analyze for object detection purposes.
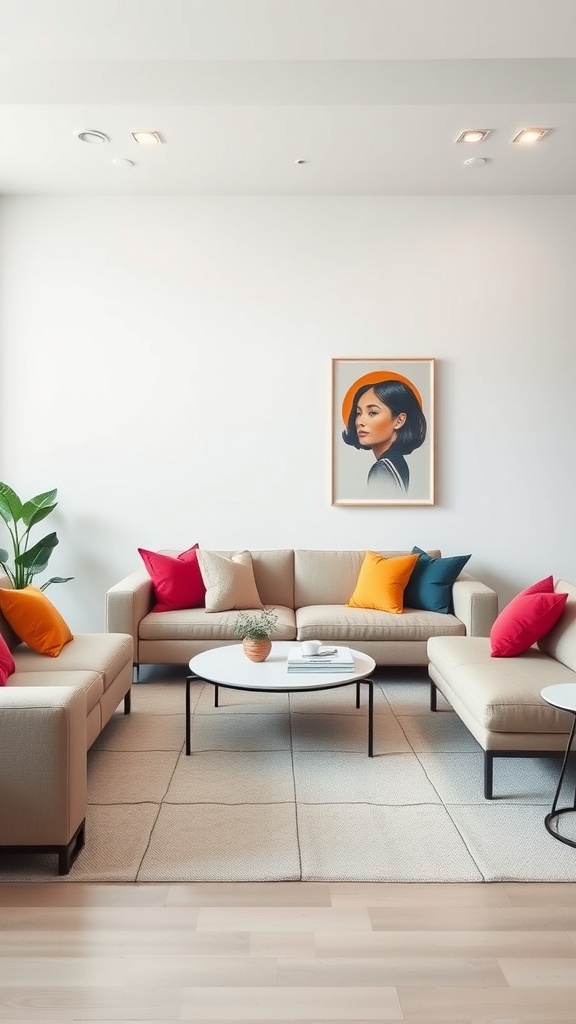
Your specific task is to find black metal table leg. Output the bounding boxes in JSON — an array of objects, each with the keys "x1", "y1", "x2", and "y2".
[
  {"x1": 545, "y1": 713, "x2": 576, "y2": 847},
  {"x1": 185, "y1": 675, "x2": 193, "y2": 754},
  {"x1": 356, "y1": 681, "x2": 361, "y2": 708},
  {"x1": 367, "y1": 678, "x2": 374, "y2": 757},
  {"x1": 214, "y1": 684, "x2": 219, "y2": 707}
]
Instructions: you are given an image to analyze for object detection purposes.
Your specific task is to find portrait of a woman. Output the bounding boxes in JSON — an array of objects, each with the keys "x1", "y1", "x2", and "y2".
[
  {"x1": 342, "y1": 378, "x2": 427, "y2": 495},
  {"x1": 332, "y1": 360, "x2": 434, "y2": 506}
]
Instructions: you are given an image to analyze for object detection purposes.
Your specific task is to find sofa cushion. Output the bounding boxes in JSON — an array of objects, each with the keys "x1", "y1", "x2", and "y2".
[
  {"x1": 297, "y1": 605, "x2": 466, "y2": 642},
  {"x1": 139, "y1": 605, "x2": 296, "y2": 642},
  {"x1": 14, "y1": 633, "x2": 133, "y2": 692},
  {"x1": 138, "y1": 544, "x2": 205, "y2": 612},
  {"x1": 0, "y1": 586, "x2": 73, "y2": 657},
  {"x1": 427, "y1": 635, "x2": 576, "y2": 734},
  {"x1": 347, "y1": 551, "x2": 418, "y2": 614},
  {"x1": 7, "y1": 669, "x2": 103, "y2": 714},
  {"x1": 404, "y1": 547, "x2": 471, "y2": 614},
  {"x1": 0, "y1": 632, "x2": 15, "y2": 685},
  {"x1": 294, "y1": 549, "x2": 440, "y2": 607},
  {"x1": 490, "y1": 587, "x2": 568, "y2": 657},
  {"x1": 197, "y1": 550, "x2": 264, "y2": 612}
]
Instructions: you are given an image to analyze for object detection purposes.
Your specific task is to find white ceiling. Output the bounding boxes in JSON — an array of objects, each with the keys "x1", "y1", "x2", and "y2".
[{"x1": 1, "y1": 0, "x2": 576, "y2": 196}]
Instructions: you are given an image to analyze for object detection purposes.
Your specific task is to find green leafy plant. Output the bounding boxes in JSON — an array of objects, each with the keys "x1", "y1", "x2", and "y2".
[
  {"x1": 0, "y1": 482, "x2": 73, "y2": 591},
  {"x1": 233, "y1": 608, "x2": 278, "y2": 640}
]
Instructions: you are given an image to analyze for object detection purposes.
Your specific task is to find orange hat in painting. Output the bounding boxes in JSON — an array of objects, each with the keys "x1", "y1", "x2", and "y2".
[{"x1": 341, "y1": 371, "x2": 423, "y2": 426}]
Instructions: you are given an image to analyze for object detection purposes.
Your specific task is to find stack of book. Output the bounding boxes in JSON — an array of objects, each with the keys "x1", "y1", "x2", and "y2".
[{"x1": 286, "y1": 645, "x2": 355, "y2": 673}]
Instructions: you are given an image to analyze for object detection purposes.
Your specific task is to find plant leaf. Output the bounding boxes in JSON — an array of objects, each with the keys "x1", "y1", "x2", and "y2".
[
  {"x1": 40, "y1": 576, "x2": 74, "y2": 590},
  {"x1": 26, "y1": 558, "x2": 51, "y2": 577},
  {"x1": 22, "y1": 503, "x2": 57, "y2": 529},
  {"x1": 0, "y1": 548, "x2": 8, "y2": 563},
  {"x1": 21, "y1": 490, "x2": 58, "y2": 528},
  {"x1": 0, "y1": 482, "x2": 23, "y2": 525},
  {"x1": 15, "y1": 532, "x2": 59, "y2": 570}
]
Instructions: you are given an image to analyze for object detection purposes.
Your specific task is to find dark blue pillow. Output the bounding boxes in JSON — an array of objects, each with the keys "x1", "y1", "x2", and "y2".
[{"x1": 403, "y1": 546, "x2": 471, "y2": 614}]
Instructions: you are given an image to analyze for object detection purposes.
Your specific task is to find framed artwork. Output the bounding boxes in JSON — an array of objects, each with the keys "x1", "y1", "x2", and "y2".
[{"x1": 331, "y1": 357, "x2": 435, "y2": 506}]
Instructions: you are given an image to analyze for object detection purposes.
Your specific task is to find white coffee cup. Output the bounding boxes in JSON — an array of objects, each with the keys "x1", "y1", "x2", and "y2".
[{"x1": 301, "y1": 640, "x2": 322, "y2": 656}]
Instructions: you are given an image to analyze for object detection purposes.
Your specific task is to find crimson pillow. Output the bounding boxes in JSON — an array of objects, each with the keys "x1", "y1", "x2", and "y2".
[
  {"x1": 490, "y1": 580, "x2": 568, "y2": 657},
  {"x1": 138, "y1": 544, "x2": 206, "y2": 612},
  {"x1": 521, "y1": 575, "x2": 554, "y2": 595},
  {"x1": 0, "y1": 632, "x2": 16, "y2": 685}
]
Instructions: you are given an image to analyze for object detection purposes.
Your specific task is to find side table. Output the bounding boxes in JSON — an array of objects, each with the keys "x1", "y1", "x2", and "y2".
[{"x1": 541, "y1": 684, "x2": 576, "y2": 849}]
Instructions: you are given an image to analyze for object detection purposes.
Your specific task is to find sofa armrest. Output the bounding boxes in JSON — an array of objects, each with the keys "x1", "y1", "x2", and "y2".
[
  {"x1": 452, "y1": 572, "x2": 499, "y2": 637},
  {"x1": 106, "y1": 570, "x2": 153, "y2": 663},
  {"x1": 0, "y1": 686, "x2": 87, "y2": 849}
]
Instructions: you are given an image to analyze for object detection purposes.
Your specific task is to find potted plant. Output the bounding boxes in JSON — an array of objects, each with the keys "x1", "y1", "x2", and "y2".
[
  {"x1": 233, "y1": 608, "x2": 279, "y2": 662},
  {"x1": 0, "y1": 482, "x2": 73, "y2": 590}
]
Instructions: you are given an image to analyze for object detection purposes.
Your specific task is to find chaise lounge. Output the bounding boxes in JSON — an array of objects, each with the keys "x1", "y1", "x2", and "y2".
[{"x1": 427, "y1": 578, "x2": 576, "y2": 798}]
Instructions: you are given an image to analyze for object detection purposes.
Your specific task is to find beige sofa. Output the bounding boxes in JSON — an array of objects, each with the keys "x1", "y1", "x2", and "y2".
[
  {"x1": 0, "y1": 579, "x2": 133, "y2": 874},
  {"x1": 107, "y1": 548, "x2": 498, "y2": 673},
  {"x1": 427, "y1": 578, "x2": 576, "y2": 799}
]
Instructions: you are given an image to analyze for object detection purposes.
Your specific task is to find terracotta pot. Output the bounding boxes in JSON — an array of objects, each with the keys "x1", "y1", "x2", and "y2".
[{"x1": 242, "y1": 637, "x2": 272, "y2": 663}]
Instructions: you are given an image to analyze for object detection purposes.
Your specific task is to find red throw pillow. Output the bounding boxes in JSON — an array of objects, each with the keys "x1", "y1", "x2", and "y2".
[
  {"x1": 521, "y1": 575, "x2": 554, "y2": 595},
  {"x1": 138, "y1": 544, "x2": 206, "y2": 612},
  {"x1": 0, "y1": 632, "x2": 15, "y2": 685},
  {"x1": 490, "y1": 581, "x2": 568, "y2": 658}
]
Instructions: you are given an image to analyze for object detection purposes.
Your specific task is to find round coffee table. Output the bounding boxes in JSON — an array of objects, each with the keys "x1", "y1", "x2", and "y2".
[
  {"x1": 186, "y1": 641, "x2": 377, "y2": 756},
  {"x1": 541, "y1": 684, "x2": 576, "y2": 848}
]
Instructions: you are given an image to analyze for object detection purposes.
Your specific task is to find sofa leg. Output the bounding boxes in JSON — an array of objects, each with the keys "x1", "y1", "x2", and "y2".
[
  {"x1": 124, "y1": 690, "x2": 131, "y2": 715},
  {"x1": 430, "y1": 682, "x2": 438, "y2": 712},
  {"x1": 133, "y1": 664, "x2": 140, "y2": 682},
  {"x1": 484, "y1": 752, "x2": 494, "y2": 799},
  {"x1": 57, "y1": 820, "x2": 86, "y2": 875}
]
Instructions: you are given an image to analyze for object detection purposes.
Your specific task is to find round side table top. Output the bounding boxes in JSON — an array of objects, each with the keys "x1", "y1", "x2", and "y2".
[{"x1": 541, "y1": 684, "x2": 576, "y2": 714}]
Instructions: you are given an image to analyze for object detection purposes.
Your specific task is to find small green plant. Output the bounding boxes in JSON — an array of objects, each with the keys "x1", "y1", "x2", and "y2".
[
  {"x1": 0, "y1": 482, "x2": 73, "y2": 591},
  {"x1": 233, "y1": 608, "x2": 279, "y2": 640}
]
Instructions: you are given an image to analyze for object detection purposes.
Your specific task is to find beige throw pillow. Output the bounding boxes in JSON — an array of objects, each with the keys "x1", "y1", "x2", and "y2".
[{"x1": 197, "y1": 550, "x2": 264, "y2": 612}]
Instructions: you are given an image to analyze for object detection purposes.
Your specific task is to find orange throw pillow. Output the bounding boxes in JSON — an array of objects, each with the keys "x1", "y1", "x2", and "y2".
[
  {"x1": 0, "y1": 586, "x2": 73, "y2": 657},
  {"x1": 347, "y1": 551, "x2": 419, "y2": 614}
]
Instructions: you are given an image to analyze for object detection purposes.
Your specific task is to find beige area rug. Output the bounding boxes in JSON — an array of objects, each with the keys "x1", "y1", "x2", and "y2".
[{"x1": 2, "y1": 667, "x2": 576, "y2": 883}]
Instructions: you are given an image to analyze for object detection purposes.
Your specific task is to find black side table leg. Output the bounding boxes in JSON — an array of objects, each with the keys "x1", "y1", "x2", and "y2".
[
  {"x1": 356, "y1": 681, "x2": 361, "y2": 708},
  {"x1": 545, "y1": 713, "x2": 576, "y2": 847}
]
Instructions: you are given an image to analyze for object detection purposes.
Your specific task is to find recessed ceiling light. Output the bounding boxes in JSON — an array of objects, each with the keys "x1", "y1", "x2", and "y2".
[
  {"x1": 112, "y1": 157, "x2": 135, "y2": 168},
  {"x1": 512, "y1": 128, "x2": 551, "y2": 145},
  {"x1": 75, "y1": 130, "x2": 109, "y2": 144},
  {"x1": 130, "y1": 131, "x2": 163, "y2": 145},
  {"x1": 455, "y1": 129, "x2": 492, "y2": 144}
]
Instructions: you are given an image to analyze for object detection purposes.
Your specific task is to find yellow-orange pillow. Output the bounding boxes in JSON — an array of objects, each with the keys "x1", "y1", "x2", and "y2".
[
  {"x1": 0, "y1": 586, "x2": 73, "y2": 657},
  {"x1": 347, "y1": 551, "x2": 419, "y2": 614}
]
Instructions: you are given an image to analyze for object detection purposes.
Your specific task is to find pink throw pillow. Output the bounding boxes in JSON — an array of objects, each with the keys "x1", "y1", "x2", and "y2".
[
  {"x1": 138, "y1": 544, "x2": 206, "y2": 612},
  {"x1": 0, "y1": 632, "x2": 16, "y2": 685},
  {"x1": 490, "y1": 581, "x2": 568, "y2": 658}
]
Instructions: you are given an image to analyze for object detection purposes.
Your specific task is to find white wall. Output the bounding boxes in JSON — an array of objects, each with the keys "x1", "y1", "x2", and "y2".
[{"x1": 1, "y1": 195, "x2": 574, "y2": 630}]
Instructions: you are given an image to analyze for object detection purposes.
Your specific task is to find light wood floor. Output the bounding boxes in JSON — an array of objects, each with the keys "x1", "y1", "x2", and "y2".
[{"x1": 1, "y1": 882, "x2": 576, "y2": 1021}]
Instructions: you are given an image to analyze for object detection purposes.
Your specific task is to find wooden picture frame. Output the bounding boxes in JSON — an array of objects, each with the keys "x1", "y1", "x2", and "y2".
[{"x1": 331, "y1": 358, "x2": 435, "y2": 506}]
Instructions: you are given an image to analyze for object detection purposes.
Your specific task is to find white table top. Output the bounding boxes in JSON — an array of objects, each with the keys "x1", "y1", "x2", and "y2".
[
  {"x1": 541, "y1": 684, "x2": 576, "y2": 714},
  {"x1": 189, "y1": 641, "x2": 375, "y2": 692}
]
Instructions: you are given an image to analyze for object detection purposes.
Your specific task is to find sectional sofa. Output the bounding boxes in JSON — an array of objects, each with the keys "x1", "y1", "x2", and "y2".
[
  {"x1": 106, "y1": 548, "x2": 498, "y2": 674},
  {"x1": 0, "y1": 576, "x2": 133, "y2": 874},
  {"x1": 428, "y1": 578, "x2": 576, "y2": 798}
]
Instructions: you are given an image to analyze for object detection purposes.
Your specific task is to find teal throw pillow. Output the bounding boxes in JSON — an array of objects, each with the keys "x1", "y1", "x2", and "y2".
[{"x1": 403, "y1": 546, "x2": 471, "y2": 614}]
